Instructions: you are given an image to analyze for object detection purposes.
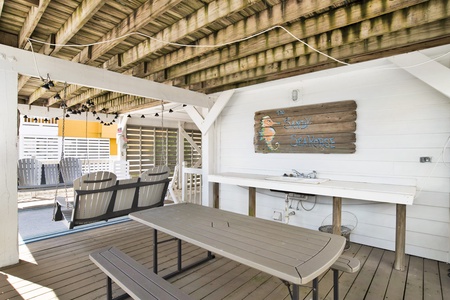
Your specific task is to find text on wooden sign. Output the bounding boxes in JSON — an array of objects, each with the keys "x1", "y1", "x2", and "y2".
[{"x1": 254, "y1": 100, "x2": 357, "y2": 154}]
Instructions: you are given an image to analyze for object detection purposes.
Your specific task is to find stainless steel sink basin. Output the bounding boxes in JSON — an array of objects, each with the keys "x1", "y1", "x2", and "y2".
[{"x1": 265, "y1": 176, "x2": 329, "y2": 184}]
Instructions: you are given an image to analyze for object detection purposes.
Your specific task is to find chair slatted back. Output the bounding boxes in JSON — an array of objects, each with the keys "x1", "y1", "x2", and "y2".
[
  {"x1": 43, "y1": 163, "x2": 60, "y2": 185},
  {"x1": 113, "y1": 178, "x2": 139, "y2": 211},
  {"x1": 138, "y1": 166, "x2": 170, "y2": 208},
  {"x1": 18, "y1": 158, "x2": 42, "y2": 186},
  {"x1": 72, "y1": 171, "x2": 117, "y2": 221},
  {"x1": 60, "y1": 157, "x2": 82, "y2": 184}
]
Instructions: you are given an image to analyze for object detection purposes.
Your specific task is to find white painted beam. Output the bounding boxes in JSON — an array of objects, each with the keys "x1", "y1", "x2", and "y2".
[
  {"x1": 0, "y1": 44, "x2": 211, "y2": 107},
  {"x1": 184, "y1": 105, "x2": 205, "y2": 130},
  {"x1": 184, "y1": 90, "x2": 235, "y2": 134},
  {"x1": 389, "y1": 51, "x2": 450, "y2": 99},
  {"x1": 201, "y1": 89, "x2": 235, "y2": 134},
  {"x1": 179, "y1": 127, "x2": 202, "y2": 154}
]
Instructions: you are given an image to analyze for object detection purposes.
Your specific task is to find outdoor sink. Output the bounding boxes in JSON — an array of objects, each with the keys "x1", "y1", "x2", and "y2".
[{"x1": 265, "y1": 176, "x2": 329, "y2": 184}]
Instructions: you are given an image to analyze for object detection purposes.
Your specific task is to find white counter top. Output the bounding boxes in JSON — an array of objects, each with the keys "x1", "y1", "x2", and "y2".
[{"x1": 209, "y1": 172, "x2": 416, "y2": 205}]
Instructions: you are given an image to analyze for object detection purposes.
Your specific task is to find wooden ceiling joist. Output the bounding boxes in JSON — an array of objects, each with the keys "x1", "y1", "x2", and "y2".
[
  {"x1": 73, "y1": 0, "x2": 185, "y2": 65},
  {"x1": 102, "y1": 0, "x2": 263, "y2": 73},
  {"x1": 1, "y1": 0, "x2": 449, "y2": 115},
  {"x1": 163, "y1": 0, "x2": 429, "y2": 84},
  {"x1": 172, "y1": 1, "x2": 450, "y2": 92},
  {"x1": 18, "y1": 0, "x2": 51, "y2": 49},
  {"x1": 22, "y1": 0, "x2": 106, "y2": 104}
]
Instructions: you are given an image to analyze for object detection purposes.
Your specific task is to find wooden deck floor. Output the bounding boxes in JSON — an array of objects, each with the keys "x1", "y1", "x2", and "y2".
[{"x1": 1, "y1": 219, "x2": 449, "y2": 300}]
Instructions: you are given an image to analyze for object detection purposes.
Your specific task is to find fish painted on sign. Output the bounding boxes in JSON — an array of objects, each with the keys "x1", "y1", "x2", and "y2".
[{"x1": 259, "y1": 116, "x2": 280, "y2": 151}]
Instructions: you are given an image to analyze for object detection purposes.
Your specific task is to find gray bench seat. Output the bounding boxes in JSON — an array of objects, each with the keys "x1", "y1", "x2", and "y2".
[
  {"x1": 90, "y1": 246, "x2": 193, "y2": 300},
  {"x1": 331, "y1": 255, "x2": 360, "y2": 300}
]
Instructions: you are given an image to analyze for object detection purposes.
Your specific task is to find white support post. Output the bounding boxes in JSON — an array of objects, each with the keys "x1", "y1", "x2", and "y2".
[
  {"x1": 117, "y1": 115, "x2": 129, "y2": 160},
  {"x1": 0, "y1": 68, "x2": 19, "y2": 267}
]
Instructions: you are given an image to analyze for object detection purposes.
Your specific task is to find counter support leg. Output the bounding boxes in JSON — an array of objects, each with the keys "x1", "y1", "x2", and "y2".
[
  {"x1": 249, "y1": 187, "x2": 256, "y2": 217},
  {"x1": 213, "y1": 182, "x2": 219, "y2": 209},
  {"x1": 395, "y1": 204, "x2": 406, "y2": 271},
  {"x1": 332, "y1": 197, "x2": 342, "y2": 235}
]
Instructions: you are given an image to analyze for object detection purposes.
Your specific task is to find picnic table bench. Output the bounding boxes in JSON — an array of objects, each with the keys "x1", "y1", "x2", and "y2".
[{"x1": 90, "y1": 246, "x2": 192, "y2": 300}]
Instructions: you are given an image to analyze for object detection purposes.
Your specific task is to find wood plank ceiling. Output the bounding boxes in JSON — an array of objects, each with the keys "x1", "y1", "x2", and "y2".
[{"x1": 0, "y1": 0, "x2": 449, "y2": 115}]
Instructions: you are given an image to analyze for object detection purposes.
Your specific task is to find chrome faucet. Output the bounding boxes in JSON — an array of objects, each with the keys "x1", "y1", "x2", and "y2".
[
  {"x1": 291, "y1": 169, "x2": 317, "y2": 179},
  {"x1": 306, "y1": 170, "x2": 317, "y2": 179},
  {"x1": 292, "y1": 169, "x2": 304, "y2": 177}
]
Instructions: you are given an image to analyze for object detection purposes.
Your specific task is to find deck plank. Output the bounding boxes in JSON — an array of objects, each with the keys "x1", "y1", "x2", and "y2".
[
  {"x1": 423, "y1": 258, "x2": 442, "y2": 300},
  {"x1": 404, "y1": 256, "x2": 424, "y2": 300},
  {"x1": 438, "y1": 261, "x2": 450, "y2": 300},
  {"x1": 345, "y1": 247, "x2": 384, "y2": 300},
  {"x1": 365, "y1": 250, "x2": 396, "y2": 300},
  {"x1": 384, "y1": 253, "x2": 410, "y2": 300},
  {"x1": 0, "y1": 220, "x2": 448, "y2": 300}
]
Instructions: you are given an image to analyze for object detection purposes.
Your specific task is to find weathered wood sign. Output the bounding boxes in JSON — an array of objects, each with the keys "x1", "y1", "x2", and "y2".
[{"x1": 254, "y1": 100, "x2": 357, "y2": 154}]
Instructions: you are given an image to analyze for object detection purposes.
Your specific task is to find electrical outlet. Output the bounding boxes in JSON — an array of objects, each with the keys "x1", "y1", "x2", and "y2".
[
  {"x1": 420, "y1": 157, "x2": 432, "y2": 163},
  {"x1": 272, "y1": 210, "x2": 283, "y2": 221}
]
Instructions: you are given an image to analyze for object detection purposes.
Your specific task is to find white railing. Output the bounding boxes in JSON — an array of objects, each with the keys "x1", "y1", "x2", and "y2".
[
  {"x1": 81, "y1": 159, "x2": 130, "y2": 180},
  {"x1": 181, "y1": 162, "x2": 202, "y2": 205}
]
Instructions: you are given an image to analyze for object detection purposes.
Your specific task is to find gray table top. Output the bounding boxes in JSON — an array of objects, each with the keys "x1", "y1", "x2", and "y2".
[{"x1": 130, "y1": 203, "x2": 346, "y2": 284}]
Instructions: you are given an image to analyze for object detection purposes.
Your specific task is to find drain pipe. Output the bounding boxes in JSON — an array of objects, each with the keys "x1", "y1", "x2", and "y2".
[{"x1": 284, "y1": 193, "x2": 295, "y2": 224}]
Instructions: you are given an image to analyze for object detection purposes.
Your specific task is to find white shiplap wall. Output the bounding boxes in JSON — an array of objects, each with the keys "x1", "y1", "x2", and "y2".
[{"x1": 212, "y1": 46, "x2": 450, "y2": 263}]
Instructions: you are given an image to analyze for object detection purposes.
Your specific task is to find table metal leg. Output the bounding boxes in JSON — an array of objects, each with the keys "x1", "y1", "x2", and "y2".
[
  {"x1": 333, "y1": 269, "x2": 339, "y2": 300},
  {"x1": 153, "y1": 228, "x2": 216, "y2": 279},
  {"x1": 153, "y1": 229, "x2": 158, "y2": 274},
  {"x1": 177, "y1": 239, "x2": 182, "y2": 271},
  {"x1": 292, "y1": 284, "x2": 299, "y2": 300},
  {"x1": 107, "y1": 277, "x2": 112, "y2": 300},
  {"x1": 312, "y1": 278, "x2": 319, "y2": 300}
]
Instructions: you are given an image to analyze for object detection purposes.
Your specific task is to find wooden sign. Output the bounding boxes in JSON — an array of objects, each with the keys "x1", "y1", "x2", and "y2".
[{"x1": 254, "y1": 100, "x2": 357, "y2": 154}]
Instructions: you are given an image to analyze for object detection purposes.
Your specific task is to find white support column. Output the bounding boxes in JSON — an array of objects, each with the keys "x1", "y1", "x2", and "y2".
[
  {"x1": 202, "y1": 107, "x2": 217, "y2": 207},
  {"x1": 117, "y1": 115, "x2": 129, "y2": 160},
  {"x1": 0, "y1": 68, "x2": 19, "y2": 267}
]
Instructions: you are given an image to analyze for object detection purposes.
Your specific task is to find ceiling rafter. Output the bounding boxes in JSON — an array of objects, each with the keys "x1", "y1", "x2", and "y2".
[
  {"x1": 169, "y1": 0, "x2": 447, "y2": 90},
  {"x1": 47, "y1": 0, "x2": 186, "y2": 108},
  {"x1": 196, "y1": 21, "x2": 450, "y2": 94},
  {"x1": 98, "y1": 95, "x2": 161, "y2": 114},
  {"x1": 18, "y1": 0, "x2": 51, "y2": 49},
  {"x1": 23, "y1": 0, "x2": 106, "y2": 104},
  {"x1": 42, "y1": 0, "x2": 105, "y2": 55},
  {"x1": 54, "y1": 0, "x2": 264, "y2": 109},
  {"x1": 101, "y1": 0, "x2": 267, "y2": 73},
  {"x1": 2, "y1": 0, "x2": 450, "y2": 116},
  {"x1": 133, "y1": 0, "x2": 360, "y2": 79},
  {"x1": 162, "y1": 0, "x2": 429, "y2": 84},
  {"x1": 69, "y1": 0, "x2": 344, "y2": 109},
  {"x1": 73, "y1": 0, "x2": 185, "y2": 65}
]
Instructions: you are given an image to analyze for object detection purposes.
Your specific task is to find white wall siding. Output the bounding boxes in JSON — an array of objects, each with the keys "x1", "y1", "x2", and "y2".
[{"x1": 213, "y1": 46, "x2": 450, "y2": 263}]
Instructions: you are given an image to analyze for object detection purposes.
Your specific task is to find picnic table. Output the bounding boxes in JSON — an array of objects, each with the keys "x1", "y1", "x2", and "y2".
[{"x1": 130, "y1": 203, "x2": 346, "y2": 300}]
